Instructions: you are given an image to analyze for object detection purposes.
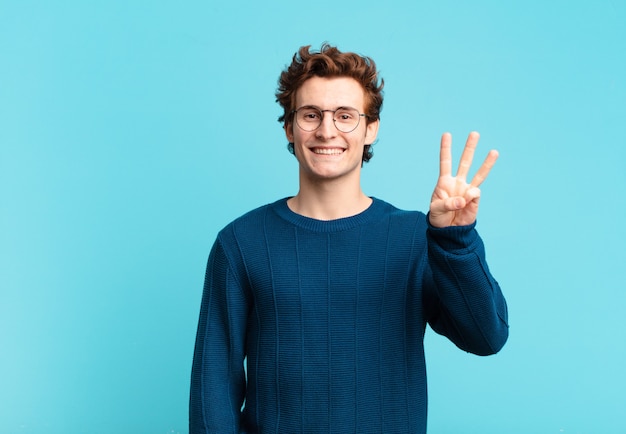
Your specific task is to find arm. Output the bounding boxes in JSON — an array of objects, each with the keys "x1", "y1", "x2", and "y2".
[
  {"x1": 425, "y1": 221, "x2": 509, "y2": 355},
  {"x1": 190, "y1": 237, "x2": 248, "y2": 434},
  {"x1": 424, "y1": 132, "x2": 508, "y2": 355}
]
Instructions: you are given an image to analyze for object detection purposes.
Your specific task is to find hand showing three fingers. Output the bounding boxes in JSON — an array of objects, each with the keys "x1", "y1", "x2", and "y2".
[{"x1": 429, "y1": 132, "x2": 499, "y2": 228}]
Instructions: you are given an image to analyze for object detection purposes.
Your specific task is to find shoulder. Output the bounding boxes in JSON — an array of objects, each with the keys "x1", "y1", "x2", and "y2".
[
  {"x1": 363, "y1": 198, "x2": 430, "y2": 247},
  {"x1": 216, "y1": 198, "x2": 287, "y2": 245},
  {"x1": 207, "y1": 200, "x2": 288, "y2": 276},
  {"x1": 229, "y1": 201, "x2": 277, "y2": 226},
  {"x1": 372, "y1": 197, "x2": 428, "y2": 226}
]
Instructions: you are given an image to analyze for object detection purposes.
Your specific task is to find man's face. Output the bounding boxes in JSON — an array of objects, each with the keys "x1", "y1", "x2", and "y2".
[{"x1": 286, "y1": 76, "x2": 379, "y2": 184}]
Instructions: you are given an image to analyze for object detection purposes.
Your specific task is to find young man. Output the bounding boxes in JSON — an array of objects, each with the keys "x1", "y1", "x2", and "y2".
[{"x1": 190, "y1": 44, "x2": 509, "y2": 434}]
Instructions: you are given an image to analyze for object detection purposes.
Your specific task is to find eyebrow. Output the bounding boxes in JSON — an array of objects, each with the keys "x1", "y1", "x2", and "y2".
[{"x1": 297, "y1": 105, "x2": 359, "y2": 111}]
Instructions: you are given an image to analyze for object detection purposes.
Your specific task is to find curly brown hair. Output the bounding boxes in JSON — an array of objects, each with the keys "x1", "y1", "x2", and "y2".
[{"x1": 276, "y1": 44, "x2": 384, "y2": 163}]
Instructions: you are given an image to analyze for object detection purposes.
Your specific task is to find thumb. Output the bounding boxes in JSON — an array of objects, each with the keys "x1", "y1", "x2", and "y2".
[
  {"x1": 446, "y1": 197, "x2": 466, "y2": 211},
  {"x1": 430, "y1": 197, "x2": 466, "y2": 215},
  {"x1": 464, "y1": 186, "x2": 481, "y2": 203}
]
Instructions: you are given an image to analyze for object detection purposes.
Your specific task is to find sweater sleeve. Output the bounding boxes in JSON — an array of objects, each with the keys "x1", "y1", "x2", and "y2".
[
  {"x1": 423, "y1": 218, "x2": 509, "y2": 356},
  {"x1": 190, "y1": 236, "x2": 248, "y2": 433}
]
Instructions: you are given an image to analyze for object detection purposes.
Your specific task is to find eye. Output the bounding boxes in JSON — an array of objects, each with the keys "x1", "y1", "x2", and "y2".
[
  {"x1": 302, "y1": 111, "x2": 321, "y2": 120},
  {"x1": 298, "y1": 106, "x2": 321, "y2": 121},
  {"x1": 335, "y1": 108, "x2": 357, "y2": 121}
]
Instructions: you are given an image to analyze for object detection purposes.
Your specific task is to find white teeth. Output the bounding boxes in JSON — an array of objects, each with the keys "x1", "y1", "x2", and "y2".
[{"x1": 313, "y1": 148, "x2": 343, "y2": 155}]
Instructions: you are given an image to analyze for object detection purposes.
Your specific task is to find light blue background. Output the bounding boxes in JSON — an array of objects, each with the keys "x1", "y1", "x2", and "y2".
[{"x1": 1, "y1": 1, "x2": 625, "y2": 433}]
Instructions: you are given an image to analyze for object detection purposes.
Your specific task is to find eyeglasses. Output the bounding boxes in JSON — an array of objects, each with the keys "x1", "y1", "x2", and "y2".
[{"x1": 292, "y1": 106, "x2": 367, "y2": 133}]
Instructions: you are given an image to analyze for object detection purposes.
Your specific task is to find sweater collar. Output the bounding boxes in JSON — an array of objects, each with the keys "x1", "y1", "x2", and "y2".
[{"x1": 272, "y1": 197, "x2": 387, "y2": 232}]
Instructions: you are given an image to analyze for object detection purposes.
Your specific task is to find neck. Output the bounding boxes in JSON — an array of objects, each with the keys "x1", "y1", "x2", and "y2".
[{"x1": 288, "y1": 178, "x2": 372, "y2": 221}]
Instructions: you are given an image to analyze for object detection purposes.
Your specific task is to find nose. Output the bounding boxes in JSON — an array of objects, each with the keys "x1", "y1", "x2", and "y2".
[{"x1": 316, "y1": 111, "x2": 337, "y2": 140}]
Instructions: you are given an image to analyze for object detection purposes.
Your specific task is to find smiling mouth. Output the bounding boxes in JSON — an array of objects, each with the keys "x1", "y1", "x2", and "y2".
[{"x1": 312, "y1": 148, "x2": 344, "y2": 155}]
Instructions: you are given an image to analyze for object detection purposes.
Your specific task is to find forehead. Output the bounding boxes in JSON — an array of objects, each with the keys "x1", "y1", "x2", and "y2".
[{"x1": 295, "y1": 76, "x2": 366, "y2": 110}]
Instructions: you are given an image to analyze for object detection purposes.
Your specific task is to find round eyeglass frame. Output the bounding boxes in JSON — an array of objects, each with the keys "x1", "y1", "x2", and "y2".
[{"x1": 291, "y1": 106, "x2": 368, "y2": 133}]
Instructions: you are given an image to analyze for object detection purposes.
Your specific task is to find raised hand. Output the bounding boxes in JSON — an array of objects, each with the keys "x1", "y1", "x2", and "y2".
[{"x1": 429, "y1": 131, "x2": 499, "y2": 228}]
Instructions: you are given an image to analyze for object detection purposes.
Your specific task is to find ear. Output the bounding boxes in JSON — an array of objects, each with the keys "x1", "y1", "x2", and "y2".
[
  {"x1": 284, "y1": 121, "x2": 294, "y2": 143},
  {"x1": 365, "y1": 119, "x2": 379, "y2": 144}
]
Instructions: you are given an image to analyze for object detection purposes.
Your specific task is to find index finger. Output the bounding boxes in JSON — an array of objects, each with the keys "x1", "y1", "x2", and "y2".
[{"x1": 456, "y1": 131, "x2": 480, "y2": 180}]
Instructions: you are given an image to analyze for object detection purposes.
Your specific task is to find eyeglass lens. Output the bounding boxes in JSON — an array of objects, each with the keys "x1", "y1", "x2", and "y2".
[{"x1": 295, "y1": 107, "x2": 362, "y2": 133}]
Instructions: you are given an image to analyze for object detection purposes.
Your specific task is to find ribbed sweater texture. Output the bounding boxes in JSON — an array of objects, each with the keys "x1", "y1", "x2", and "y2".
[{"x1": 190, "y1": 198, "x2": 509, "y2": 434}]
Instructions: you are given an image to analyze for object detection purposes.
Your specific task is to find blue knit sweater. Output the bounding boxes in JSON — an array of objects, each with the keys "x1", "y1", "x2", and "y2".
[{"x1": 190, "y1": 198, "x2": 508, "y2": 434}]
